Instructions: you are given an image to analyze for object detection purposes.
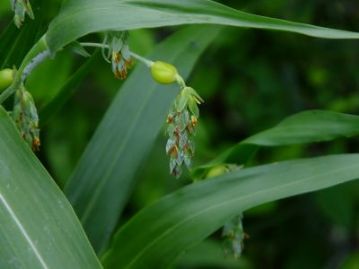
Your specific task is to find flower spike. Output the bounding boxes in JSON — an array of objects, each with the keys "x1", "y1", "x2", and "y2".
[
  {"x1": 103, "y1": 32, "x2": 132, "y2": 80},
  {"x1": 12, "y1": 83, "x2": 40, "y2": 151},
  {"x1": 11, "y1": 0, "x2": 34, "y2": 28}
]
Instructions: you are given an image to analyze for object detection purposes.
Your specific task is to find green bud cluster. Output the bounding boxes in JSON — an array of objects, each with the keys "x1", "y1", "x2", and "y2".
[
  {"x1": 148, "y1": 59, "x2": 205, "y2": 177},
  {"x1": 166, "y1": 85, "x2": 203, "y2": 178},
  {"x1": 11, "y1": 0, "x2": 34, "y2": 28},
  {"x1": 222, "y1": 214, "x2": 247, "y2": 259},
  {"x1": 12, "y1": 84, "x2": 40, "y2": 151},
  {"x1": 102, "y1": 32, "x2": 132, "y2": 79}
]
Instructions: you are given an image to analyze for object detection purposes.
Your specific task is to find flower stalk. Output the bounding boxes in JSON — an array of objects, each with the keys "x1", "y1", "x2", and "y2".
[
  {"x1": 80, "y1": 40, "x2": 204, "y2": 177},
  {"x1": 11, "y1": 0, "x2": 34, "y2": 28},
  {"x1": 0, "y1": 35, "x2": 48, "y2": 150},
  {"x1": 0, "y1": 35, "x2": 49, "y2": 104}
]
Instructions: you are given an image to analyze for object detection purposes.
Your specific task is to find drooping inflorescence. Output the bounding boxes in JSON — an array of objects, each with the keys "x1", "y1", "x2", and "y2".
[
  {"x1": 63, "y1": 34, "x2": 204, "y2": 177},
  {"x1": 102, "y1": 32, "x2": 132, "y2": 80},
  {"x1": 11, "y1": 0, "x2": 34, "y2": 28},
  {"x1": 165, "y1": 87, "x2": 203, "y2": 177},
  {"x1": 149, "y1": 61, "x2": 203, "y2": 177},
  {"x1": 12, "y1": 84, "x2": 40, "y2": 151},
  {"x1": 222, "y1": 214, "x2": 248, "y2": 259}
]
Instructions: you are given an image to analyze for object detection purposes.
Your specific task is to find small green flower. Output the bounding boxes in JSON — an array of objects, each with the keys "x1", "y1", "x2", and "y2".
[
  {"x1": 103, "y1": 32, "x2": 132, "y2": 79},
  {"x1": 222, "y1": 214, "x2": 248, "y2": 259},
  {"x1": 11, "y1": 0, "x2": 34, "y2": 28},
  {"x1": 118, "y1": 55, "x2": 202, "y2": 178},
  {"x1": 165, "y1": 83, "x2": 203, "y2": 178},
  {"x1": 12, "y1": 84, "x2": 40, "y2": 151}
]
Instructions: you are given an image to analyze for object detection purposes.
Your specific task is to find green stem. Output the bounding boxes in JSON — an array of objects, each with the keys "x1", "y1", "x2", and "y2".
[
  {"x1": 0, "y1": 85, "x2": 15, "y2": 104},
  {"x1": 16, "y1": 35, "x2": 49, "y2": 78},
  {"x1": 80, "y1": 42, "x2": 154, "y2": 67},
  {"x1": 130, "y1": 52, "x2": 154, "y2": 67},
  {"x1": 175, "y1": 74, "x2": 187, "y2": 89},
  {"x1": 0, "y1": 35, "x2": 49, "y2": 104},
  {"x1": 80, "y1": 42, "x2": 108, "y2": 49},
  {"x1": 80, "y1": 42, "x2": 188, "y2": 88},
  {"x1": 21, "y1": 50, "x2": 51, "y2": 83}
]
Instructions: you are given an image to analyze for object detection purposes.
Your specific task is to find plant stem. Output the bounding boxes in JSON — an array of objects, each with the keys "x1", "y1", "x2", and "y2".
[
  {"x1": 175, "y1": 74, "x2": 187, "y2": 89},
  {"x1": 0, "y1": 85, "x2": 15, "y2": 104},
  {"x1": 80, "y1": 42, "x2": 109, "y2": 49},
  {"x1": 21, "y1": 50, "x2": 51, "y2": 83},
  {"x1": 130, "y1": 52, "x2": 154, "y2": 67},
  {"x1": 80, "y1": 42, "x2": 154, "y2": 67},
  {"x1": 0, "y1": 35, "x2": 49, "y2": 104}
]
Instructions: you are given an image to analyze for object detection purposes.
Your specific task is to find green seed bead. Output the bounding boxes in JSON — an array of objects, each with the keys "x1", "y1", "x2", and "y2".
[
  {"x1": 206, "y1": 165, "x2": 228, "y2": 178},
  {"x1": 0, "y1": 68, "x2": 14, "y2": 91},
  {"x1": 150, "y1": 61, "x2": 178, "y2": 84}
]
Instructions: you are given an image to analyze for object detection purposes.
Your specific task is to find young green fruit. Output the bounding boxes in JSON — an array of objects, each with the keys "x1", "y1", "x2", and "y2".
[
  {"x1": 0, "y1": 68, "x2": 14, "y2": 91},
  {"x1": 150, "y1": 61, "x2": 178, "y2": 84},
  {"x1": 206, "y1": 164, "x2": 229, "y2": 178}
]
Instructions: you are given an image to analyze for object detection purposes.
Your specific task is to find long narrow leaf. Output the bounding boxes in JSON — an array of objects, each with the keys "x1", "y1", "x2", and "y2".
[
  {"x1": 193, "y1": 110, "x2": 359, "y2": 177},
  {"x1": 102, "y1": 154, "x2": 359, "y2": 269},
  {"x1": 39, "y1": 51, "x2": 99, "y2": 125},
  {"x1": 64, "y1": 26, "x2": 221, "y2": 254},
  {"x1": 46, "y1": 0, "x2": 359, "y2": 52},
  {"x1": 0, "y1": 20, "x2": 42, "y2": 69},
  {"x1": 0, "y1": 107, "x2": 102, "y2": 269}
]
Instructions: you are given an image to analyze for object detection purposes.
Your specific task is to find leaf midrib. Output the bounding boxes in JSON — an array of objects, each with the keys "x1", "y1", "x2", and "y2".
[
  {"x1": 0, "y1": 115, "x2": 49, "y2": 269},
  {"x1": 0, "y1": 194, "x2": 49, "y2": 269}
]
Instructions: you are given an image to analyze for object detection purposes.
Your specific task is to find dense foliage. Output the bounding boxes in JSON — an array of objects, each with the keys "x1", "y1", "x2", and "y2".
[{"x1": 0, "y1": 0, "x2": 358, "y2": 268}]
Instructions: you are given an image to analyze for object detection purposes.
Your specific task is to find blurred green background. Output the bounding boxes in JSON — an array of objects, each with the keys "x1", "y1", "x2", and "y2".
[{"x1": 0, "y1": 0, "x2": 358, "y2": 268}]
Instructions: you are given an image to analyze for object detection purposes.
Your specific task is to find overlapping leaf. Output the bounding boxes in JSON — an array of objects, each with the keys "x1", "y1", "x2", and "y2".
[
  {"x1": 64, "y1": 26, "x2": 221, "y2": 254},
  {"x1": 46, "y1": 0, "x2": 359, "y2": 52},
  {"x1": 102, "y1": 154, "x2": 359, "y2": 269},
  {"x1": 0, "y1": 107, "x2": 102, "y2": 269},
  {"x1": 193, "y1": 110, "x2": 359, "y2": 177}
]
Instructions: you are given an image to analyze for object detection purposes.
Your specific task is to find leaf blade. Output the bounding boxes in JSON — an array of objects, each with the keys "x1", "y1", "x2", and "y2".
[
  {"x1": 0, "y1": 106, "x2": 102, "y2": 269},
  {"x1": 39, "y1": 51, "x2": 99, "y2": 125},
  {"x1": 193, "y1": 110, "x2": 359, "y2": 177},
  {"x1": 102, "y1": 154, "x2": 359, "y2": 269},
  {"x1": 64, "y1": 26, "x2": 221, "y2": 254},
  {"x1": 46, "y1": 0, "x2": 359, "y2": 52}
]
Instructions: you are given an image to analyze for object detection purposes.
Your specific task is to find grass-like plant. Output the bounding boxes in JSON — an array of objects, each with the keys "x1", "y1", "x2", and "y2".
[{"x1": 0, "y1": 0, "x2": 358, "y2": 268}]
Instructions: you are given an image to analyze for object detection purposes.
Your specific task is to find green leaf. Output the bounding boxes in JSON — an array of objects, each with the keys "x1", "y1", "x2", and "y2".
[
  {"x1": 175, "y1": 240, "x2": 250, "y2": 269},
  {"x1": 39, "y1": 51, "x2": 99, "y2": 125},
  {"x1": 0, "y1": 20, "x2": 42, "y2": 69},
  {"x1": 0, "y1": 106, "x2": 102, "y2": 269},
  {"x1": 0, "y1": 22, "x2": 18, "y2": 68},
  {"x1": 341, "y1": 251, "x2": 359, "y2": 269},
  {"x1": 193, "y1": 110, "x2": 359, "y2": 178},
  {"x1": 67, "y1": 41, "x2": 92, "y2": 58},
  {"x1": 64, "y1": 26, "x2": 221, "y2": 254},
  {"x1": 102, "y1": 154, "x2": 359, "y2": 269},
  {"x1": 46, "y1": 0, "x2": 359, "y2": 52}
]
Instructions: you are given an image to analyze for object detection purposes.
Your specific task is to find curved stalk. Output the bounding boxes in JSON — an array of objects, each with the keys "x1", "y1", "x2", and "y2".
[
  {"x1": 80, "y1": 42, "x2": 154, "y2": 67},
  {"x1": 0, "y1": 35, "x2": 50, "y2": 104}
]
